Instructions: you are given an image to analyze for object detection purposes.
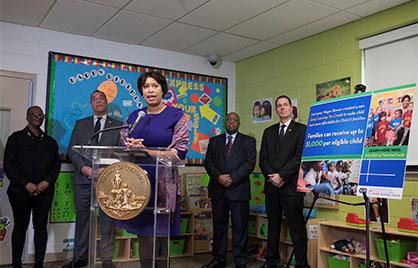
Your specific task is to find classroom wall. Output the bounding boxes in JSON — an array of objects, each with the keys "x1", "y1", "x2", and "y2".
[
  {"x1": 0, "y1": 21, "x2": 236, "y2": 113},
  {"x1": 0, "y1": 21, "x2": 234, "y2": 260},
  {"x1": 236, "y1": 0, "x2": 418, "y2": 227}
]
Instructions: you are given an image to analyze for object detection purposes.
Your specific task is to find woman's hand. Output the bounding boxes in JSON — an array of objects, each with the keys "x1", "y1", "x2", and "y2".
[{"x1": 126, "y1": 137, "x2": 145, "y2": 148}]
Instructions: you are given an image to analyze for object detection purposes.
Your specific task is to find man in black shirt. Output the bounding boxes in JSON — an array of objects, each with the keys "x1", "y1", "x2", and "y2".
[{"x1": 4, "y1": 106, "x2": 61, "y2": 268}]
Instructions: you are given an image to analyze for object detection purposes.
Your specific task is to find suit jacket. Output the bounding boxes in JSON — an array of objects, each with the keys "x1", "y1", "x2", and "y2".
[
  {"x1": 259, "y1": 120, "x2": 306, "y2": 195},
  {"x1": 204, "y1": 132, "x2": 256, "y2": 201},
  {"x1": 68, "y1": 115, "x2": 123, "y2": 185}
]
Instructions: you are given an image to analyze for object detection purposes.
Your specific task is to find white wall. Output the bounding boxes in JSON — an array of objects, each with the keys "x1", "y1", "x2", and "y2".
[{"x1": 0, "y1": 22, "x2": 236, "y2": 112}]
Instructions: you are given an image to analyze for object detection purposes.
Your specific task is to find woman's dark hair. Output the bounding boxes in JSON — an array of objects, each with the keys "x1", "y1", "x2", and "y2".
[
  {"x1": 262, "y1": 100, "x2": 272, "y2": 117},
  {"x1": 401, "y1": 94, "x2": 411, "y2": 102},
  {"x1": 378, "y1": 111, "x2": 387, "y2": 120},
  {"x1": 137, "y1": 71, "x2": 168, "y2": 96},
  {"x1": 253, "y1": 101, "x2": 261, "y2": 115}
]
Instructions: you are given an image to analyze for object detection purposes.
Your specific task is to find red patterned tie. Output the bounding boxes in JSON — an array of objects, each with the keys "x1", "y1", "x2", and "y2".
[{"x1": 225, "y1": 135, "x2": 233, "y2": 160}]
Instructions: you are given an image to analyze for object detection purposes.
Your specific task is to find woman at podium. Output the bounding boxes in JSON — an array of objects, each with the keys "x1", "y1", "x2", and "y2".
[{"x1": 117, "y1": 71, "x2": 189, "y2": 267}]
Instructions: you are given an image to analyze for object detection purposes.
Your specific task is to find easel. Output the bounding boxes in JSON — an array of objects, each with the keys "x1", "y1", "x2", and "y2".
[
  {"x1": 286, "y1": 84, "x2": 392, "y2": 268},
  {"x1": 285, "y1": 191, "x2": 391, "y2": 268}
]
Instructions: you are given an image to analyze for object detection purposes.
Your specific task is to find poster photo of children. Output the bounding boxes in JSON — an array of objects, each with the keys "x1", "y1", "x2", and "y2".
[
  {"x1": 365, "y1": 88, "x2": 414, "y2": 147},
  {"x1": 252, "y1": 98, "x2": 272, "y2": 123},
  {"x1": 291, "y1": 98, "x2": 298, "y2": 122},
  {"x1": 297, "y1": 160, "x2": 361, "y2": 196},
  {"x1": 316, "y1": 77, "x2": 350, "y2": 101}
]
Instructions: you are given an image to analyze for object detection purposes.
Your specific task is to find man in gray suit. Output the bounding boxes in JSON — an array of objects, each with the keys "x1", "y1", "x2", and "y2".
[{"x1": 63, "y1": 90, "x2": 123, "y2": 268}]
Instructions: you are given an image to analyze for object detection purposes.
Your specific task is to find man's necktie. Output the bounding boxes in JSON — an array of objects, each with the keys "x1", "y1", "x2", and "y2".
[
  {"x1": 225, "y1": 135, "x2": 233, "y2": 160},
  {"x1": 93, "y1": 117, "x2": 102, "y2": 144},
  {"x1": 279, "y1": 124, "x2": 286, "y2": 143}
]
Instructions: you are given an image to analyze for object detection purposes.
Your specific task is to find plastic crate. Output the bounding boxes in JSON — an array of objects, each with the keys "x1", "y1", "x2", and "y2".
[
  {"x1": 327, "y1": 255, "x2": 350, "y2": 268},
  {"x1": 112, "y1": 240, "x2": 120, "y2": 259},
  {"x1": 180, "y1": 218, "x2": 190, "y2": 234},
  {"x1": 248, "y1": 220, "x2": 257, "y2": 235},
  {"x1": 131, "y1": 240, "x2": 140, "y2": 258},
  {"x1": 375, "y1": 238, "x2": 416, "y2": 262},
  {"x1": 260, "y1": 223, "x2": 268, "y2": 237},
  {"x1": 170, "y1": 239, "x2": 185, "y2": 256}
]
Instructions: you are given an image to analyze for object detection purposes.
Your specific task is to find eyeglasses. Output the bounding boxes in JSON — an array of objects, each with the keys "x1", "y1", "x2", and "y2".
[
  {"x1": 225, "y1": 118, "x2": 239, "y2": 122},
  {"x1": 30, "y1": 112, "x2": 46, "y2": 118}
]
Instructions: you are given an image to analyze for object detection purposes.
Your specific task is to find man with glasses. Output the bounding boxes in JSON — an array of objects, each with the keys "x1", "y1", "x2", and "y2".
[
  {"x1": 203, "y1": 112, "x2": 256, "y2": 268},
  {"x1": 4, "y1": 106, "x2": 61, "y2": 268},
  {"x1": 63, "y1": 90, "x2": 122, "y2": 268}
]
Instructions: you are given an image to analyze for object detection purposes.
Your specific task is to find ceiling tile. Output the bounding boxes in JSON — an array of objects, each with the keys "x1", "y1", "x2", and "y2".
[
  {"x1": 84, "y1": 0, "x2": 131, "y2": 8},
  {"x1": 183, "y1": 33, "x2": 258, "y2": 57},
  {"x1": 268, "y1": 11, "x2": 359, "y2": 46},
  {"x1": 347, "y1": 0, "x2": 410, "y2": 17},
  {"x1": 41, "y1": 0, "x2": 118, "y2": 35},
  {"x1": 142, "y1": 22, "x2": 216, "y2": 51},
  {"x1": 126, "y1": 0, "x2": 208, "y2": 20},
  {"x1": 179, "y1": 0, "x2": 288, "y2": 31},
  {"x1": 0, "y1": 0, "x2": 56, "y2": 26},
  {"x1": 95, "y1": 10, "x2": 172, "y2": 44},
  {"x1": 309, "y1": 0, "x2": 369, "y2": 10},
  {"x1": 223, "y1": 41, "x2": 278, "y2": 62},
  {"x1": 227, "y1": 0, "x2": 338, "y2": 40}
]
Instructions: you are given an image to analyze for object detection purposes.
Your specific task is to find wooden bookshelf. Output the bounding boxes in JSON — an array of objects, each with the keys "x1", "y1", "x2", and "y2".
[{"x1": 318, "y1": 220, "x2": 418, "y2": 268}]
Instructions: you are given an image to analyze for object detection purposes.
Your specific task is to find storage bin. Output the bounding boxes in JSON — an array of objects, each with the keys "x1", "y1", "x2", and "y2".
[
  {"x1": 132, "y1": 240, "x2": 140, "y2": 258},
  {"x1": 327, "y1": 255, "x2": 350, "y2": 268},
  {"x1": 260, "y1": 223, "x2": 268, "y2": 237},
  {"x1": 375, "y1": 238, "x2": 416, "y2": 262},
  {"x1": 249, "y1": 220, "x2": 257, "y2": 235},
  {"x1": 180, "y1": 218, "x2": 190, "y2": 234},
  {"x1": 170, "y1": 239, "x2": 185, "y2": 256},
  {"x1": 112, "y1": 240, "x2": 120, "y2": 259}
]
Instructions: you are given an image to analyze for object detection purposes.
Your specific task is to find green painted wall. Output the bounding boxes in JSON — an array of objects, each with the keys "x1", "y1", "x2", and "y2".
[{"x1": 235, "y1": 0, "x2": 418, "y2": 227}]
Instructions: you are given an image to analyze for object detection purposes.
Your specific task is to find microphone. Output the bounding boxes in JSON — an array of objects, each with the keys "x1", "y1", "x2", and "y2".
[
  {"x1": 128, "y1": 111, "x2": 146, "y2": 134},
  {"x1": 88, "y1": 124, "x2": 129, "y2": 145}
]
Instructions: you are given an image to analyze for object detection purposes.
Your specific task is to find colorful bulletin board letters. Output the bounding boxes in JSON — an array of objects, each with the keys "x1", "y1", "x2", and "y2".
[{"x1": 46, "y1": 52, "x2": 227, "y2": 164}]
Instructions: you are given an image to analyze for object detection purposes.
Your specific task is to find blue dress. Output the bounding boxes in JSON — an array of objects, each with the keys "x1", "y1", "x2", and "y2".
[{"x1": 117, "y1": 106, "x2": 186, "y2": 236}]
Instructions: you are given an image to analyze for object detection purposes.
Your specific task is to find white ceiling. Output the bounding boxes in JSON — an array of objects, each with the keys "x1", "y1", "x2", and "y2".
[{"x1": 0, "y1": 0, "x2": 410, "y2": 62}]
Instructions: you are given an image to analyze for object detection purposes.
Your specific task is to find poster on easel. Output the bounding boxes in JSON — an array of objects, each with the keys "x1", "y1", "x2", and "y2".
[{"x1": 298, "y1": 84, "x2": 416, "y2": 199}]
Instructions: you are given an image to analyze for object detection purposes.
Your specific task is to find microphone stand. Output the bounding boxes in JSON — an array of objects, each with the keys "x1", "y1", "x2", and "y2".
[{"x1": 87, "y1": 124, "x2": 129, "y2": 145}]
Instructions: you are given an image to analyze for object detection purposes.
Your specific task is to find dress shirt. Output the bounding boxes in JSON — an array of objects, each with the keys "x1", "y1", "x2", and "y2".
[
  {"x1": 225, "y1": 132, "x2": 237, "y2": 145},
  {"x1": 279, "y1": 118, "x2": 292, "y2": 136}
]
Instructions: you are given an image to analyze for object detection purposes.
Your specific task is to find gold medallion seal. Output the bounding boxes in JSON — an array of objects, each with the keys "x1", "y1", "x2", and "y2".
[{"x1": 96, "y1": 162, "x2": 151, "y2": 220}]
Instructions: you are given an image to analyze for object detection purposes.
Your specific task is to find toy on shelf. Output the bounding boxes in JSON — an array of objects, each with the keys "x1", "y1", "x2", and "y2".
[
  {"x1": 346, "y1": 213, "x2": 367, "y2": 226},
  {"x1": 397, "y1": 217, "x2": 418, "y2": 234}
]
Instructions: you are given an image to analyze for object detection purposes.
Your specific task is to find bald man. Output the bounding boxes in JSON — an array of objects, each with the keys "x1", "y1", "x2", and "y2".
[{"x1": 204, "y1": 112, "x2": 256, "y2": 268}]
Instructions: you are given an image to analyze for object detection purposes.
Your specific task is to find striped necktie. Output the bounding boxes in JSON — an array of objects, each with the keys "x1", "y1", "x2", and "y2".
[{"x1": 225, "y1": 135, "x2": 233, "y2": 160}]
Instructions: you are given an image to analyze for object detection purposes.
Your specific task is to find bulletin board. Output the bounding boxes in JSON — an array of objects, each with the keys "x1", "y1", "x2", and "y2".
[{"x1": 46, "y1": 52, "x2": 227, "y2": 165}]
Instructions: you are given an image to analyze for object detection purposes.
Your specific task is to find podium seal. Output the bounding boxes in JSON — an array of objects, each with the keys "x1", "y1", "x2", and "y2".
[{"x1": 96, "y1": 162, "x2": 151, "y2": 220}]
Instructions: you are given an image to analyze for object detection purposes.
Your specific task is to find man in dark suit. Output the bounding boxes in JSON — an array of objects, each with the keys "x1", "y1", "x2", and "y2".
[
  {"x1": 259, "y1": 95, "x2": 308, "y2": 268},
  {"x1": 63, "y1": 90, "x2": 123, "y2": 268},
  {"x1": 203, "y1": 112, "x2": 256, "y2": 268}
]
